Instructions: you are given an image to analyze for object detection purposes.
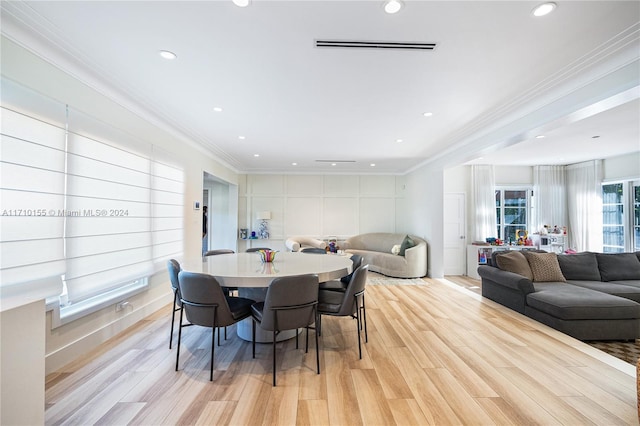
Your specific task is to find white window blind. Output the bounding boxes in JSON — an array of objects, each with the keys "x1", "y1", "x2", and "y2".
[
  {"x1": 0, "y1": 108, "x2": 66, "y2": 288},
  {"x1": 1, "y1": 85, "x2": 185, "y2": 313},
  {"x1": 63, "y1": 132, "x2": 154, "y2": 304},
  {"x1": 151, "y1": 160, "x2": 184, "y2": 271}
]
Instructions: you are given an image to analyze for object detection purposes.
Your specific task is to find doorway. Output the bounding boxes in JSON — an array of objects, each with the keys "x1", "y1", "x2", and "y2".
[
  {"x1": 443, "y1": 192, "x2": 466, "y2": 275},
  {"x1": 202, "y1": 172, "x2": 239, "y2": 253}
]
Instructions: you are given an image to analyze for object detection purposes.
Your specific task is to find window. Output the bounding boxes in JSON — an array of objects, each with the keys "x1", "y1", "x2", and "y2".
[
  {"x1": 495, "y1": 188, "x2": 531, "y2": 243},
  {"x1": 603, "y1": 180, "x2": 640, "y2": 252},
  {"x1": 1, "y1": 88, "x2": 184, "y2": 321}
]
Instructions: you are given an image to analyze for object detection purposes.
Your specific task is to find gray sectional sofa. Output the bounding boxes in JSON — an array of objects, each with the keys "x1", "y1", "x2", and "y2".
[{"x1": 478, "y1": 251, "x2": 640, "y2": 340}]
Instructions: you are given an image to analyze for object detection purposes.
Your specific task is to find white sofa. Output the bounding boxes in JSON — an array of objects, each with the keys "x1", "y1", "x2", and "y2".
[
  {"x1": 342, "y1": 233, "x2": 427, "y2": 278},
  {"x1": 285, "y1": 236, "x2": 328, "y2": 252}
]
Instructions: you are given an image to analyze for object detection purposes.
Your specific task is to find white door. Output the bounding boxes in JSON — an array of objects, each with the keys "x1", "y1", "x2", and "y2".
[{"x1": 443, "y1": 193, "x2": 466, "y2": 275}]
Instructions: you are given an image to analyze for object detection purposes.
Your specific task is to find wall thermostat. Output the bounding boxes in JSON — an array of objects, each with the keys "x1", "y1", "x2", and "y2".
[{"x1": 194, "y1": 201, "x2": 200, "y2": 210}]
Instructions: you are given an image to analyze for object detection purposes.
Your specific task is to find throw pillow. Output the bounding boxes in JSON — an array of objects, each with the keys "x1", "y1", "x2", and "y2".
[
  {"x1": 398, "y1": 235, "x2": 415, "y2": 256},
  {"x1": 596, "y1": 253, "x2": 640, "y2": 281},
  {"x1": 391, "y1": 244, "x2": 401, "y2": 255},
  {"x1": 557, "y1": 252, "x2": 601, "y2": 281},
  {"x1": 495, "y1": 251, "x2": 533, "y2": 281},
  {"x1": 523, "y1": 252, "x2": 566, "y2": 282}
]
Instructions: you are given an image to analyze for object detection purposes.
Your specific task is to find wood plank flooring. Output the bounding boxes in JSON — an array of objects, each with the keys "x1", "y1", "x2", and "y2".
[{"x1": 45, "y1": 277, "x2": 638, "y2": 425}]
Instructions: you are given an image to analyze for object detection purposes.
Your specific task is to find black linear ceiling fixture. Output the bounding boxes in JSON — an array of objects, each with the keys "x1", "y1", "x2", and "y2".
[{"x1": 315, "y1": 40, "x2": 436, "y2": 50}]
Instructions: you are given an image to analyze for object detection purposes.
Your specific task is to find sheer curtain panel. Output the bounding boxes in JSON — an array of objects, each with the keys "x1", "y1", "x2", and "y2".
[
  {"x1": 566, "y1": 160, "x2": 603, "y2": 252},
  {"x1": 472, "y1": 165, "x2": 497, "y2": 241},
  {"x1": 533, "y1": 165, "x2": 567, "y2": 232}
]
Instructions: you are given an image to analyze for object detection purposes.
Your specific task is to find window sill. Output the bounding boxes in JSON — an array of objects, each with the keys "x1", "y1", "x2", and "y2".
[{"x1": 46, "y1": 279, "x2": 148, "y2": 329}]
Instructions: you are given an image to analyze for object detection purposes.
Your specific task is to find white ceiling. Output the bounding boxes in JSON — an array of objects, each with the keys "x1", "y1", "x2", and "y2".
[{"x1": 2, "y1": 1, "x2": 639, "y2": 173}]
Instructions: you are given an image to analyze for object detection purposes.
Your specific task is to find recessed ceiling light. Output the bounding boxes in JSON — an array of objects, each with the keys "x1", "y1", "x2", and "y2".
[
  {"x1": 238, "y1": 136, "x2": 245, "y2": 140},
  {"x1": 383, "y1": 0, "x2": 403, "y2": 14},
  {"x1": 422, "y1": 112, "x2": 433, "y2": 117},
  {"x1": 396, "y1": 139, "x2": 403, "y2": 143},
  {"x1": 536, "y1": 135, "x2": 545, "y2": 139},
  {"x1": 370, "y1": 163, "x2": 376, "y2": 167},
  {"x1": 292, "y1": 162, "x2": 297, "y2": 166},
  {"x1": 213, "y1": 107, "x2": 223, "y2": 112},
  {"x1": 331, "y1": 163, "x2": 337, "y2": 166},
  {"x1": 232, "y1": 0, "x2": 250, "y2": 7},
  {"x1": 159, "y1": 50, "x2": 177, "y2": 60},
  {"x1": 254, "y1": 154, "x2": 260, "y2": 157},
  {"x1": 532, "y1": 2, "x2": 557, "y2": 17}
]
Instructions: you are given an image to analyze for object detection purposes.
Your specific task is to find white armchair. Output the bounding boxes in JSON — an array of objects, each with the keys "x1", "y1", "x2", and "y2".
[{"x1": 285, "y1": 236, "x2": 327, "y2": 252}]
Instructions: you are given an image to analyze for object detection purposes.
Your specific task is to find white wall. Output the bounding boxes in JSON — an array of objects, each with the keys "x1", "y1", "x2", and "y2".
[
  {"x1": 238, "y1": 174, "x2": 408, "y2": 252},
  {"x1": 1, "y1": 37, "x2": 239, "y2": 423},
  {"x1": 602, "y1": 151, "x2": 640, "y2": 181}
]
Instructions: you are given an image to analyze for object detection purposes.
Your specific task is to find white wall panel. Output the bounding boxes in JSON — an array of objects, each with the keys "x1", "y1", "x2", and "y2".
[
  {"x1": 324, "y1": 175, "x2": 358, "y2": 196},
  {"x1": 323, "y1": 197, "x2": 358, "y2": 237},
  {"x1": 360, "y1": 175, "x2": 396, "y2": 196},
  {"x1": 359, "y1": 198, "x2": 395, "y2": 234},
  {"x1": 249, "y1": 174, "x2": 284, "y2": 194},
  {"x1": 286, "y1": 175, "x2": 322, "y2": 195},
  {"x1": 285, "y1": 197, "x2": 322, "y2": 236}
]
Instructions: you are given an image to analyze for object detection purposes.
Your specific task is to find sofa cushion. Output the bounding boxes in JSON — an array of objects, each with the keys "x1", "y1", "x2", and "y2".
[
  {"x1": 399, "y1": 235, "x2": 416, "y2": 256},
  {"x1": 495, "y1": 251, "x2": 533, "y2": 281},
  {"x1": 526, "y1": 287, "x2": 640, "y2": 320},
  {"x1": 557, "y1": 252, "x2": 601, "y2": 281},
  {"x1": 596, "y1": 253, "x2": 640, "y2": 281},
  {"x1": 566, "y1": 280, "x2": 640, "y2": 303},
  {"x1": 524, "y1": 252, "x2": 566, "y2": 282}
]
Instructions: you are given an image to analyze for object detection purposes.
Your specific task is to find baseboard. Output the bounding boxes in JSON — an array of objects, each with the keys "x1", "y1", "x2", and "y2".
[{"x1": 45, "y1": 291, "x2": 170, "y2": 375}]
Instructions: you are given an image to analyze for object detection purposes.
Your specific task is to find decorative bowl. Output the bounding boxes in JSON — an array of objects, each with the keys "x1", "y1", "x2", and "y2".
[{"x1": 258, "y1": 249, "x2": 277, "y2": 263}]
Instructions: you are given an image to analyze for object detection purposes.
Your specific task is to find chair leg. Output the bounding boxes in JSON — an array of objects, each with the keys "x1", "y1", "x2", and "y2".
[
  {"x1": 175, "y1": 306, "x2": 184, "y2": 371},
  {"x1": 305, "y1": 327, "x2": 309, "y2": 353},
  {"x1": 315, "y1": 322, "x2": 320, "y2": 375},
  {"x1": 224, "y1": 326, "x2": 227, "y2": 340},
  {"x1": 356, "y1": 300, "x2": 362, "y2": 360},
  {"x1": 170, "y1": 292, "x2": 178, "y2": 349},
  {"x1": 295, "y1": 328, "x2": 299, "y2": 350},
  {"x1": 252, "y1": 319, "x2": 256, "y2": 358},
  {"x1": 272, "y1": 331, "x2": 277, "y2": 386},
  {"x1": 210, "y1": 323, "x2": 215, "y2": 381},
  {"x1": 362, "y1": 294, "x2": 368, "y2": 343}
]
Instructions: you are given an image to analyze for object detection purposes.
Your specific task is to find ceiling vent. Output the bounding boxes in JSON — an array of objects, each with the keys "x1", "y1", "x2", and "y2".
[{"x1": 315, "y1": 39, "x2": 436, "y2": 50}]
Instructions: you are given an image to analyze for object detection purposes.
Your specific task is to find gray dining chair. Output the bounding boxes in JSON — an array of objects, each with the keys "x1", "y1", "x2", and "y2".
[
  {"x1": 318, "y1": 254, "x2": 363, "y2": 293},
  {"x1": 317, "y1": 264, "x2": 369, "y2": 359},
  {"x1": 300, "y1": 247, "x2": 327, "y2": 254},
  {"x1": 167, "y1": 259, "x2": 183, "y2": 349},
  {"x1": 175, "y1": 271, "x2": 255, "y2": 381},
  {"x1": 204, "y1": 249, "x2": 235, "y2": 256},
  {"x1": 251, "y1": 274, "x2": 320, "y2": 386},
  {"x1": 246, "y1": 247, "x2": 272, "y2": 252}
]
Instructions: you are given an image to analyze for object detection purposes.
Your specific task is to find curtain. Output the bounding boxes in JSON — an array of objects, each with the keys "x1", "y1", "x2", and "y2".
[
  {"x1": 566, "y1": 160, "x2": 603, "y2": 252},
  {"x1": 533, "y1": 165, "x2": 567, "y2": 233},
  {"x1": 472, "y1": 165, "x2": 497, "y2": 241}
]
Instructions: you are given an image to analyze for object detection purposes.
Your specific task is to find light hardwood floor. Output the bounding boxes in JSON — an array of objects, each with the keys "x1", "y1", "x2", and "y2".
[{"x1": 45, "y1": 277, "x2": 638, "y2": 425}]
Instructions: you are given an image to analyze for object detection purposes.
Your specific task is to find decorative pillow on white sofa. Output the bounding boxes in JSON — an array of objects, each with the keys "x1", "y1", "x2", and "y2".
[{"x1": 391, "y1": 244, "x2": 401, "y2": 255}]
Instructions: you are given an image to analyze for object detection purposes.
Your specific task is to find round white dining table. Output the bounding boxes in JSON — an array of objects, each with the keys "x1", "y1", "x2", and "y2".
[{"x1": 185, "y1": 251, "x2": 352, "y2": 342}]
